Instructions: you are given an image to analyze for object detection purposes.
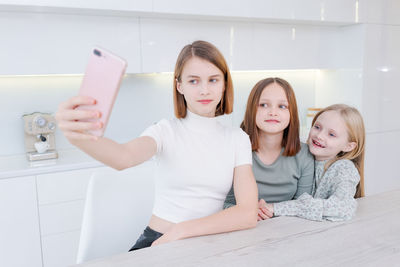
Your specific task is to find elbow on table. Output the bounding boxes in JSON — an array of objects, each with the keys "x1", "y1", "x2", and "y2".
[
  {"x1": 239, "y1": 206, "x2": 258, "y2": 229},
  {"x1": 247, "y1": 216, "x2": 258, "y2": 229}
]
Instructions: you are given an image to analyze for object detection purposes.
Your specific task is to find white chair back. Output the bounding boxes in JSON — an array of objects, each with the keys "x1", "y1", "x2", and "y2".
[{"x1": 76, "y1": 161, "x2": 155, "y2": 263}]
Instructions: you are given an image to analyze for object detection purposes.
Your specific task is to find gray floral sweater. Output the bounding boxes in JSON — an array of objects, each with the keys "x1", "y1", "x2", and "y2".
[{"x1": 274, "y1": 159, "x2": 360, "y2": 221}]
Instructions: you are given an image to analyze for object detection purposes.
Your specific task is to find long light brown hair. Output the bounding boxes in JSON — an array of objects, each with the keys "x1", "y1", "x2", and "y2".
[
  {"x1": 312, "y1": 104, "x2": 366, "y2": 198},
  {"x1": 173, "y1": 40, "x2": 233, "y2": 118},
  {"x1": 241, "y1": 77, "x2": 301, "y2": 156}
]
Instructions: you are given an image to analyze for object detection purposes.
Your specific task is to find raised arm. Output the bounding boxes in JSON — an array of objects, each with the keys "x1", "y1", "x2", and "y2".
[
  {"x1": 152, "y1": 164, "x2": 258, "y2": 245},
  {"x1": 56, "y1": 96, "x2": 156, "y2": 170}
]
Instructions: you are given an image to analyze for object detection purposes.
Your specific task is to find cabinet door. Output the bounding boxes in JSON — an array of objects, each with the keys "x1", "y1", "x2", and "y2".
[
  {"x1": 37, "y1": 167, "x2": 103, "y2": 267},
  {"x1": 140, "y1": 18, "x2": 232, "y2": 73},
  {"x1": 41, "y1": 231, "x2": 82, "y2": 267},
  {"x1": 0, "y1": 12, "x2": 141, "y2": 75},
  {"x1": 0, "y1": 176, "x2": 42, "y2": 267},
  {"x1": 153, "y1": 0, "x2": 358, "y2": 23},
  {"x1": 36, "y1": 168, "x2": 99, "y2": 205}
]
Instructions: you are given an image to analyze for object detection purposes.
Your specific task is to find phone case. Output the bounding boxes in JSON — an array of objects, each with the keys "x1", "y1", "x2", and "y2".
[{"x1": 77, "y1": 47, "x2": 127, "y2": 136}]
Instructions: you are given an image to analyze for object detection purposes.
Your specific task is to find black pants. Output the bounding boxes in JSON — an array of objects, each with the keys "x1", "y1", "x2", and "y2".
[{"x1": 129, "y1": 226, "x2": 163, "y2": 251}]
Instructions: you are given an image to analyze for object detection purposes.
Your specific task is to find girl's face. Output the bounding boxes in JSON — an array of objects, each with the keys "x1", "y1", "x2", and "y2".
[
  {"x1": 177, "y1": 57, "x2": 224, "y2": 118},
  {"x1": 255, "y1": 83, "x2": 290, "y2": 135},
  {"x1": 308, "y1": 110, "x2": 356, "y2": 161}
]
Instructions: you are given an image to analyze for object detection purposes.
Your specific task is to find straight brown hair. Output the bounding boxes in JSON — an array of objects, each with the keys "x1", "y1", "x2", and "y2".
[
  {"x1": 173, "y1": 40, "x2": 234, "y2": 118},
  {"x1": 241, "y1": 77, "x2": 301, "y2": 156},
  {"x1": 312, "y1": 104, "x2": 366, "y2": 198}
]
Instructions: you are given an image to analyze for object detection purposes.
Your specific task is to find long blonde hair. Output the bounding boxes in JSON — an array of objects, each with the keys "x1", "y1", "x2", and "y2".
[{"x1": 312, "y1": 104, "x2": 366, "y2": 198}]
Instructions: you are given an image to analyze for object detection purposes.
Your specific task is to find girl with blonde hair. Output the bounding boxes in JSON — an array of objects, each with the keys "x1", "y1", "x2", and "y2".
[{"x1": 265, "y1": 104, "x2": 365, "y2": 221}]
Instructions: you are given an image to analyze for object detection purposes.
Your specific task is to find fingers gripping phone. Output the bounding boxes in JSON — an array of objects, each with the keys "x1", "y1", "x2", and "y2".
[{"x1": 77, "y1": 47, "x2": 127, "y2": 136}]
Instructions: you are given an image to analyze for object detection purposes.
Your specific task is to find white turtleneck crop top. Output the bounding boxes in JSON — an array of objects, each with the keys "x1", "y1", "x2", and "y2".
[{"x1": 140, "y1": 110, "x2": 252, "y2": 223}]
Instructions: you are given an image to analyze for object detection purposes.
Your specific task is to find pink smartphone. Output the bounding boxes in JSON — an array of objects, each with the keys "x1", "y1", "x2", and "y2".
[{"x1": 77, "y1": 47, "x2": 127, "y2": 136}]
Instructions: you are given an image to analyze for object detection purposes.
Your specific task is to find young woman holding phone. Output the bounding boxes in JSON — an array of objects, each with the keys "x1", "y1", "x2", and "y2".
[{"x1": 55, "y1": 40, "x2": 258, "y2": 250}]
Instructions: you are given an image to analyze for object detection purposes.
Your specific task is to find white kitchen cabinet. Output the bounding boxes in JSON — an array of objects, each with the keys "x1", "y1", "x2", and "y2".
[
  {"x1": 2, "y1": 0, "x2": 360, "y2": 24},
  {"x1": 41, "y1": 230, "x2": 81, "y2": 267},
  {"x1": 231, "y1": 23, "x2": 322, "y2": 71},
  {"x1": 36, "y1": 168, "x2": 99, "y2": 205},
  {"x1": 291, "y1": 0, "x2": 358, "y2": 23},
  {"x1": 0, "y1": 176, "x2": 42, "y2": 267},
  {"x1": 39, "y1": 200, "x2": 86, "y2": 236},
  {"x1": 140, "y1": 18, "x2": 233, "y2": 73},
  {"x1": 0, "y1": 11, "x2": 141, "y2": 75},
  {"x1": 153, "y1": 0, "x2": 359, "y2": 24},
  {"x1": 0, "y1": 0, "x2": 367, "y2": 76},
  {"x1": 36, "y1": 167, "x2": 103, "y2": 267},
  {"x1": 153, "y1": 0, "x2": 269, "y2": 18},
  {"x1": 140, "y1": 18, "x2": 364, "y2": 73}
]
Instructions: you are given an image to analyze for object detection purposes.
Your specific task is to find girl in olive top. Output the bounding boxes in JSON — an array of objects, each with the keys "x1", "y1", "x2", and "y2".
[{"x1": 224, "y1": 78, "x2": 314, "y2": 221}]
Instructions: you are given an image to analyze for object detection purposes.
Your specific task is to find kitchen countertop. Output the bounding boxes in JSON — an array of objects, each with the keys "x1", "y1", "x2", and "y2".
[
  {"x1": 0, "y1": 149, "x2": 103, "y2": 179},
  {"x1": 77, "y1": 189, "x2": 400, "y2": 267}
]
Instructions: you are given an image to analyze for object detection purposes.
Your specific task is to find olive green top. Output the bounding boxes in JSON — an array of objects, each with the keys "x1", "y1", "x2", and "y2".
[{"x1": 224, "y1": 142, "x2": 314, "y2": 208}]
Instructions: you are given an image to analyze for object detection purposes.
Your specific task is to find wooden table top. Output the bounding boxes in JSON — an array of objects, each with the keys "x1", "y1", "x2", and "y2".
[{"x1": 77, "y1": 189, "x2": 400, "y2": 267}]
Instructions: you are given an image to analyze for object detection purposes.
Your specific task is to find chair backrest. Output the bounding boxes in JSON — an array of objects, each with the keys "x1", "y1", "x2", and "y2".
[{"x1": 76, "y1": 161, "x2": 155, "y2": 263}]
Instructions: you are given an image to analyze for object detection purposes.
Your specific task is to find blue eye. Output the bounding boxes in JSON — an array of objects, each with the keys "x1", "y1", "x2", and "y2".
[
  {"x1": 259, "y1": 103, "x2": 268, "y2": 108},
  {"x1": 189, "y1": 79, "x2": 198, "y2": 84},
  {"x1": 314, "y1": 125, "x2": 320, "y2": 130},
  {"x1": 329, "y1": 133, "x2": 336, "y2": 137},
  {"x1": 279, "y1": 105, "x2": 288, "y2": 109},
  {"x1": 210, "y1": 78, "x2": 218, "y2": 83}
]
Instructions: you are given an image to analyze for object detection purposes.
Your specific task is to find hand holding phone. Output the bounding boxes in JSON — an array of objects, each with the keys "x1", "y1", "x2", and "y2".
[{"x1": 76, "y1": 47, "x2": 127, "y2": 136}]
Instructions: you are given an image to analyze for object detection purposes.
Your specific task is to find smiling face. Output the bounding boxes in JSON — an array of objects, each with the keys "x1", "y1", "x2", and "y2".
[
  {"x1": 176, "y1": 57, "x2": 225, "y2": 118},
  {"x1": 308, "y1": 110, "x2": 357, "y2": 161},
  {"x1": 255, "y1": 83, "x2": 290, "y2": 135}
]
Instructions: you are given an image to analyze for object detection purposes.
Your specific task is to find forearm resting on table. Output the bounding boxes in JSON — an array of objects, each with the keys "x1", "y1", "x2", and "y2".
[{"x1": 176, "y1": 204, "x2": 258, "y2": 240}]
